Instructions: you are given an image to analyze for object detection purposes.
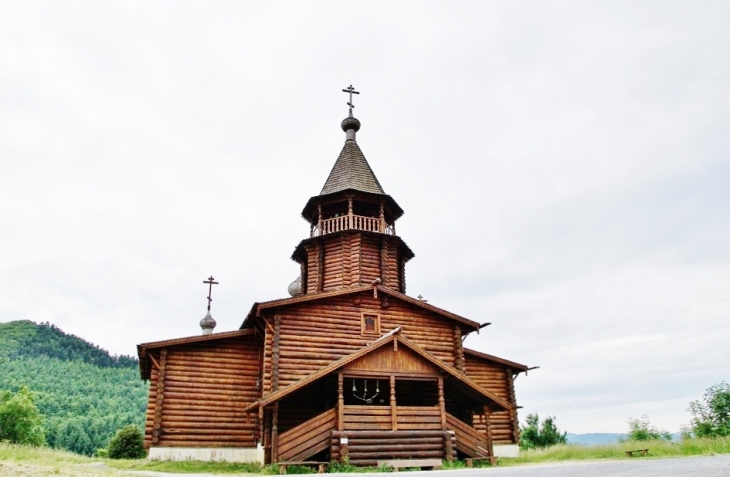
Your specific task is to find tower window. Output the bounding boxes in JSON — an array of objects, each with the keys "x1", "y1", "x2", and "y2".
[{"x1": 361, "y1": 313, "x2": 380, "y2": 335}]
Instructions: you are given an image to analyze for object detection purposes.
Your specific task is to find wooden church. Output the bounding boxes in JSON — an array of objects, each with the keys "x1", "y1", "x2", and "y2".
[{"x1": 137, "y1": 90, "x2": 531, "y2": 465}]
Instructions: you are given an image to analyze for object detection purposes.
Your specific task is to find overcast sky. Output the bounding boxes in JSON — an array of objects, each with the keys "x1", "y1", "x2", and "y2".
[{"x1": 1, "y1": 1, "x2": 729, "y2": 434}]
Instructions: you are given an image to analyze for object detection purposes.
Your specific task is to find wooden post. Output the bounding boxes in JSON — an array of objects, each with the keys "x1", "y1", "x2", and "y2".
[
  {"x1": 272, "y1": 403, "x2": 279, "y2": 463},
  {"x1": 484, "y1": 405, "x2": 495, "y2": 461},
  {"x1": 438, "y1": 377, "x2": 446, "y2": 430},
  {"x1": 390, "y1": 375, "x2": 397, "y2": 431},
  {"x1": 151, "y1": 348, "x2": 167, "y2": 445},
  {"x1": 317, "y1": 204, "x2": 322, "y2": 235},
  {"x1": 508, "y1": 370, "x2": 521, "y2": 444},
  {"x1": 348, "y1": 197, "x2": 353, "y2": 229},
  {"x1": 272, "y1": 315, "x2": 281, "y2": 391},
  {"x1": 337, "y1": 373, "x2": 344, "y2": 431},
  {"x1": 453, "y1": 326, "x2": 465, "y2": 373},
  {"x1": 379, "y1": 202, "x2": 385, "y2": 232}
]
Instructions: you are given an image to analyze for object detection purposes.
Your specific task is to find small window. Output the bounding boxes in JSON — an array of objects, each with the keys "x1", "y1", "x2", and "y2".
[{"x1": 361, "y1": 313, "x2": 380, "y2": 335}]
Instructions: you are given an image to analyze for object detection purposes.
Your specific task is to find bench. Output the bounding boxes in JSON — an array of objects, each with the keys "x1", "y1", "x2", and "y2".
[
  {"x1": 465, "y1": 456, "x2": 498, "y2": 467},
  {"x1": 377, "y1": 459, "x2": 443, "y2": 471},
  {"x1": 277, "y1": 461, "x2": 328, "y2": 474},
  {"x1": 625, "y1": 449, "x2": 649, "y2": 457}
]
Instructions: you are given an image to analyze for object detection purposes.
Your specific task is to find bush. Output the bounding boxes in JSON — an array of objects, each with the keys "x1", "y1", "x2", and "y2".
[
  {"x1": 689, "y1": 382, "x2": 730, "y2": 438},
  {"x1": 625, "y1": 415, "x2": 671, "y2": 441},
  {"x1": 0, "y1": 386, "x2": 45, "y2": 446},
  {"x1": 106, "y1": 425, "x2": 145, "y2": 459},
  {"x1": 520, "y1": 413, "x2": 567, "y2": 449}
]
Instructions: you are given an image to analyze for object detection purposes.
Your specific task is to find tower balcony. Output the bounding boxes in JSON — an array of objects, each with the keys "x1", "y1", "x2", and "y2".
[{"x1": 312, "y1": 214, "x2": 396, "y2": 237}]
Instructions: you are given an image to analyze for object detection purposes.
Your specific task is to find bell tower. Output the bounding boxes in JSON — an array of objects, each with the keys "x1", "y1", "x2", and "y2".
[{"x1": 289, "y1": 90, "x2": 414, "y2": 296}]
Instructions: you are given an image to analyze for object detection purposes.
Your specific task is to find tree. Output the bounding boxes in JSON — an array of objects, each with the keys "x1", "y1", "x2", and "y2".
[
  {"x1": 0, "y1": 386, "x2": 45, "y2": 445},
  {"x1": 688, "y1": 381, "x2": 730, "y2": 438},
  {"x1": 625, "y1": 415, "x2": 671, "y2": 441},
  {"x1": 107, "y1": 425, "x2": 145, "y2": 459},
  {"x1": 520, "y1": 413, "x2": 567, "y2": 449}
]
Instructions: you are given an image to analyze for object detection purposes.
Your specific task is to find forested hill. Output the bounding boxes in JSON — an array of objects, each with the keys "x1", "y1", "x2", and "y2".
[
  {"x1": 0, "y1": 320, "x2": 137, "y2": 368},
  {"x1": 0, "y1": 320, "x2": 147, "y2": 456}
]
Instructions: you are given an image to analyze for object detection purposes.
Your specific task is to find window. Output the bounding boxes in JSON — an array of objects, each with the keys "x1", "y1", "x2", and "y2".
[{"x1": 361, "y1": 312, "x2": 380, "y2": 335}]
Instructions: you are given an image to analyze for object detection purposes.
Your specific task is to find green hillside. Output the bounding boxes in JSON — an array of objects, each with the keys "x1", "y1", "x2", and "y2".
[{"x1": 0, "y1": 321, "x2": 148, "y2": 455}]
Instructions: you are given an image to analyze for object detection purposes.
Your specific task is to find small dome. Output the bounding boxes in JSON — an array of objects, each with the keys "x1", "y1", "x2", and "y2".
[
  {"x1": 200, "y1": 311, "x2": 216, "y2": 335},
  {"x1": 341, "y1": 116, "x2": 361, "y2": 133},
  {"x1": 288, "y1": 275, "x2": 303, "y2": 297}
]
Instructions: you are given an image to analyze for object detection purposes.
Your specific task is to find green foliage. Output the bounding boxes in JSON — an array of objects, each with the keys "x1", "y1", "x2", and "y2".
[
  {"x1": 0, "y1": 386, "x2": 45, "y2": 445},
  {"x1": 0, "y1": 321, "x2": 148, "y2": 455},
  {"x1": 0, "y1": 321, "x2": 137, "y2": 368},
  {"x1": 106, "y1": 425, "x2": 145, "y2": 459},
  {"x1": 688, "y1": 381, "x2": 730, "y2": 438},
  {"x1": 624, "y1": 415, "x2": 672, "y2": 441},
  {"x1": 520, "y1": 413, "x2": 567, "y2": 449},
  {"x1": 328, "y1": 456, "x2": 357, "y2": 473}
]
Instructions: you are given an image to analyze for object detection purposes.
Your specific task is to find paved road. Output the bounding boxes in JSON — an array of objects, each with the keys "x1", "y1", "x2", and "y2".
[{"x1": 127, "y1": 454, "x2": 730, "y2": 477}]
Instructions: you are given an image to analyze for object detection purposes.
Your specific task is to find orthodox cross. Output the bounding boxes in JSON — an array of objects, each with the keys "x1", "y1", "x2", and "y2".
[
  {"x1": 203, "y1": 276, "x2": 218, "y2": 312},
  {"x1": 342, "y1": 85, "x2": 360, "y2": 109}
]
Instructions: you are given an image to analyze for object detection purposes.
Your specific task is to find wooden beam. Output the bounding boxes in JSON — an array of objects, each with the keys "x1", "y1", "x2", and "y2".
[
  {"x1": 337, "y1": 373, "x2": 344, "y2": 431},
  {"x1": 484, "y1": 405, "x2": 494, "y2": 459},
  {"x1": 272, "y1": 315, "x2": 281, "y2": 392},
  {"x1": 438, "y1": 377, "x2": 446, "y2": 430},
  {"x1": 390, "y1": 375, "x2": 397, "y2": 431},
  {"x1": 151, "y1": 348, "x2": 167, "y2": 445},
  {"x1": 272, "y1": 403, "x2": 279, "y2": 463},
  {"x1": 454, "y1": 325, "x2": 465, "y2": 373}
]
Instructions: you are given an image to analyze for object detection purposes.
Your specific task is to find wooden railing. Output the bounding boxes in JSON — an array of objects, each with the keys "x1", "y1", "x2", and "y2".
[
  {"x1": 446, "y1": 413, "x2": 490, "y2": 458},
  {"x1": 312, "y1": 214, "x2": 395, "y2": 237},
  {"x1": 277, "y1": 408, "x2": 336, "y2": 462}
]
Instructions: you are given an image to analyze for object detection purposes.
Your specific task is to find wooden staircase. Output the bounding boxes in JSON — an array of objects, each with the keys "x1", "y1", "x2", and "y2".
[
  {"x1": 277, "y1": 408, "x2": 336, "y2": 462},
  {"x1": 446, "y1": 413, "x2": 490, "y2": 458}
]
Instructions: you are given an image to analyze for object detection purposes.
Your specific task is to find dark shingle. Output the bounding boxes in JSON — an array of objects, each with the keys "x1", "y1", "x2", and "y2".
[{"x1": 320, "y1": 140, "x2": 385, "y2": 196}]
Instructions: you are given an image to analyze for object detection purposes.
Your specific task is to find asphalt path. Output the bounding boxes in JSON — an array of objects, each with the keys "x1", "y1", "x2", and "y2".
[{"x1": 126, "y1": 454, "x2": 730, "y2": 477}]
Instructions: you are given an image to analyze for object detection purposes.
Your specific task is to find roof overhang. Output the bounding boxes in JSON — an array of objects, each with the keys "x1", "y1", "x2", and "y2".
[
  {"x1": 301, "y1": 190, "x2": 404, "y2": 224},
  {"x1": 463, "y1": 348, "x2": 529, "y2": 373}
]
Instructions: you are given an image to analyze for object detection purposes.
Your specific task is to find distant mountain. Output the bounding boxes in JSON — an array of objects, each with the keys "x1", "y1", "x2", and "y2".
[
  {"x1": 0, "y1": 320, "x2": 137, "y2": 367},
  {"x1": 567, "y1": 433, "x2": 624, "y2": 445},
  {"x1": 0, "y1": 320, "x2": 147, "y2": 455}
]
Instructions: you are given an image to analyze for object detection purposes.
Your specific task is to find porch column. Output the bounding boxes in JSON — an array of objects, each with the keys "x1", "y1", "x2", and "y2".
[
  {"x1": 390, "y1": 375, "x2": 397, "y2": 430},
  {"x1": 337, "y1": 373, "x2": 344, "y2": 431},
  {"x1": 272, "y1": 403, "x2": 279, "y2": 463},
  {"x1": 438, "y1": 377, "x2": 446, "y2": 430},
  {"x1": 484, "y1": 405, "x2": 495, "y2": 458}
]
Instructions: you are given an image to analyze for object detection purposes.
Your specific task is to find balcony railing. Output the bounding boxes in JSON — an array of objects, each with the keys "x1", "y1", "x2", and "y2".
[{"x1": 312, "y1": 214, "x2": 395, "y2": 237}]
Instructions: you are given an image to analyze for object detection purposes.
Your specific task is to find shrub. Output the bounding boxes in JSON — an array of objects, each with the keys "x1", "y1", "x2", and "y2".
[
  {"x1": 0, "y1": 386, "x2": 45, "y2": 446},
  {"x1": 625, "y1": 415, "x2": 671, "y2": 441},
  {"x1": 520, "y1": 413, "x2": 567, "y2": 449},
  {"x1": 689, "y1": 382, "x2": 730, "y2": 438},
  {"x1": 106, "y1": 425, "x2": 145, "y2": 459}
]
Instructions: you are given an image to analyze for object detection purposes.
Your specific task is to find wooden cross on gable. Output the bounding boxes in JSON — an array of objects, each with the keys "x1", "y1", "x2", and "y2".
[
  {"x1": 203, "y1": 276, "x2": 218, "y2": 312},
  {"x1": 342, "y1": 85, "x2": 360, "y2": 109}
]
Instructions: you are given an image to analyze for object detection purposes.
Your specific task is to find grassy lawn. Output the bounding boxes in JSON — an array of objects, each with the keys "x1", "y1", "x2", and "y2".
[
  {"x1": 495, "y1": 437, "x2": 730, "y2": 466},
  {"x1": 2, "y1": 438, "x2": 730, "y2": 475}
]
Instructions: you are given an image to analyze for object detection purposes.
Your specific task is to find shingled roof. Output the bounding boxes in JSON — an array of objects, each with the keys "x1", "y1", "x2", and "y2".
[{"x1": 320, "y1": 139, "x2": 385, "y2": 196}]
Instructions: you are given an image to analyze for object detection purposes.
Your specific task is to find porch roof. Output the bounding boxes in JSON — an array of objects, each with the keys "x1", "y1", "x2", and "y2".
[{"x1": 244, "y1": 327, "x2": 512, "y2": 412}]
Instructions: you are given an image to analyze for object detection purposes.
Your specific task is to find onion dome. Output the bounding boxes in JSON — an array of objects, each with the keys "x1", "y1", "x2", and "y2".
[{"x1": 200, "y1": 311, "x2": 216, "y2": 335}]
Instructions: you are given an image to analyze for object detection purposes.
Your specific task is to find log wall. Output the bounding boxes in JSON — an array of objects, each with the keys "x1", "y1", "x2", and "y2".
[
  {"x1": 463, "y1": 354, "x2": 519, "y2": 445},
  {"x1": 262, "y1": 292, "x2": 458, "y2": 392},
  {"x1": 302, "y1": 232, "x2": 405, "y2": 294},
  {"x1": 143, "y1": 336, "x2": 261, "y2": 449}
]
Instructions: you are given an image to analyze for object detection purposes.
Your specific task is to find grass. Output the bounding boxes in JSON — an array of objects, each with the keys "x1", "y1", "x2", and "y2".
[
  {"x1": 2, "y1": 438, "x2": 730, "y2": 475},
  {"x1": 496, "y1": 437, "x2": 730, "y2": 466}
]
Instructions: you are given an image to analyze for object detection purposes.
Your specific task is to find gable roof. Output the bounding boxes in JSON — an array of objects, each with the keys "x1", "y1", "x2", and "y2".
[
  {"x1": 245, "y1": 328, "x2": 512, "y2": 412},
  {"x1": 463, "y1": 348, "x2": 529, "y2": 372},
  {"x1": 241, "y1": 285, "x2": 481, "y2": 331},
  {"x1": 320, "y1": 140, "x2": 385, "y2": 196}
]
